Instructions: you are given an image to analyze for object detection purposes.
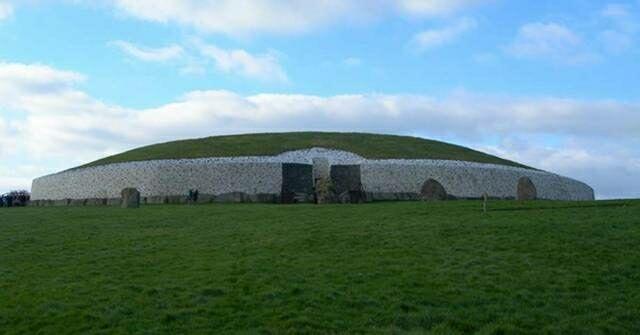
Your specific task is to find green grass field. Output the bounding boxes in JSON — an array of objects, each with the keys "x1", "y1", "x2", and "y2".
[
  {"x1": 78, "y1": 132, "x2": 531, "y2": 169},
  {"x1": 1, "y1": 200, "x2": 639, "y2": 334}
]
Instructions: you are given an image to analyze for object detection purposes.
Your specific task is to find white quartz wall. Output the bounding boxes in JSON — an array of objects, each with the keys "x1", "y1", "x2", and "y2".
[
  {"x1": 361, "y1": 161, "x2": 594, "y2": 200},
  {"x1": 31, "y1": 148, "x2": 594, "y2": 201},
  {"x1": 32, "y1": 160, "x2": 282, "y2": 200}
]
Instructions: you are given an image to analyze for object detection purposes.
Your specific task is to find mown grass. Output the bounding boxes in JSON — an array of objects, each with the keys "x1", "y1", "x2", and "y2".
[
  {"x1": 78, "y1": 132, "x2": 531, "y2": 169},
  {"x1": 1, "y1": 200, "x2": 639, "y2": 334}
]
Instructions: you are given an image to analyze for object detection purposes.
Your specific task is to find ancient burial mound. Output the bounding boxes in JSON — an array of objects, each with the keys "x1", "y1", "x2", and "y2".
[{"x1": 30, "y1": 132, "x2": 594, "y2": 205}]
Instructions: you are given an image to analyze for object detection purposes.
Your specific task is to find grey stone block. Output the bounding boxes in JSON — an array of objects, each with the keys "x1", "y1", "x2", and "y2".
[
  {"x1": 121, "y1": 188, "x2": 140, "y2": 208},
  {"x1": 69, "y1": 199, "x2": 87, "y2": 206},
  {"x1": 247, "y1": 193, "x2": 279, "y2": 203},
  {"x1": 215, "y1": 192, "x2": 247, "y2": 203},
  {"x1": 165, "y1": 195, "x2": 186, "y2": 204},
  {"x1": 331, "y1": 165, "x2": 361, "y2": 193},
  {"x1": 52, "y1": 199, "x2": 70, "y2": 206},
  {"x1": 517, "y1": 177, "x2": 537, "y2": 200},
  {"x1": 145, "y1": 196, "x2": 166, "y2": 205},
  {"x1": 85, "y1": 198, "x2": 107, "y2": 206},
  {"x1": 281, "y1": 163, "x2": 313, "y2": 203},
  {"x1": 330, "y1": 165, "x2": 365, "y2": 203},
  {"x1": 420, "y1": 179, "x2": 448, "y2": 201},
  {"x1": 312, "y1": 157, "x2": 330, "y2": 181},
  {"x1": 196, "y1": 193, "x2": 216, "y2": 204},
  {"x1": 107, "y1": 198, "x2": 121, "y2": 206}
]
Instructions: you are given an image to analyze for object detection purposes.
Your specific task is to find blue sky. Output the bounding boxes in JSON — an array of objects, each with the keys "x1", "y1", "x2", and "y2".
[{"x1": 0, "y1": 0, "x2": 639, "y2": 198}]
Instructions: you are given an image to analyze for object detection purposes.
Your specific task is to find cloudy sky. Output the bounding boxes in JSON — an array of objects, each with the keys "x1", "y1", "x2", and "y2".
[{"x1": 0, "y1": 0, "x2": 639, "y2": 199}]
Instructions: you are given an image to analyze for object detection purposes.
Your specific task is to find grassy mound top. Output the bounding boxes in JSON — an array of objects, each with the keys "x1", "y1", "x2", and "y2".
[{"x1": 79, "y1": 132, "x2": 531, "y2": 169}]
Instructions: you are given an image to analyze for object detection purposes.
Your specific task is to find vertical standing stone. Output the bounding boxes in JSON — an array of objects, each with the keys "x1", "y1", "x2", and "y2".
[
  {"x1": 281, "y1": 163, "x2": 313, "y2": 203},
  {"x1": 312, "y1": 157, "x2": 332, "y2": 204},
  {"x1": 420, "y1": 179, "x2": 448, "y2": 201},
  {"x1": 121, "y1": 188, "x2": 140, "y2": 208},
  {"x1": 330, "y1": 165, "x2": 364, "y2": 203},
  {"x1": 312, "y1": 157, "x2": 330, "y2": 181},
  {"x1": 517, "y1": 177, "x2": 537, "y2": 200}
]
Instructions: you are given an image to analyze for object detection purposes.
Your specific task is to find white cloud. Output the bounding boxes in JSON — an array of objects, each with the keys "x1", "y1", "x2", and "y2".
[
  {"x1": 412, "y1": 18, "x2": 477, "y2": 50},
  {"x1": 0, "y1": 62, "x2": 639, "y2": 198},
  {"x1": 601, "y1": 3, "x2": 638, "y2": 33},
  {"x1": 0, "y1": 62, "x2": 131, "y2": 161},
  {"x1": 106, "y1": 0, "x2": 482, "y2": 36},
  {"x1": 110, "y1": 40, "x2": 184, "y2": 62},
  {"x1": 0, "y1": 62, "x2": 86, "y2": 112},
  {"x1": 343, "y1": 57, "x2": 362, "y2": 67},
  {"x1": 397, "y1": 0, "x2": 481, "y2": 16},
  {"x1": 196, "y1": 42, "x2": 288, "y2": 82},
  {"x1": 110, "y1": 0, "x2": 358, "y2": 36},
  {"x1": 597, "y1": 3, "x2": 638, "y2": 54},
  {"x1": 506, "y1": 22, "x2": 598, "y2": 64},
  {"x1": 108, "y1": 40, "x2": 285, "y2": 81},
  {"x1": 0, "y1": 117, "x2": 16, "y2": 157},
  {"x1": 599, "y1": 30, "x2": 633, "y2": 53},
  {"x1": 179, "y1": 63, "x2": 207, "y2": 76},
  {"x1": 0, "y1": 1, "x2": 12, "y2": 21},
  {"x1": 1, "y1": 62, "x2": 638, "y2": 147}
]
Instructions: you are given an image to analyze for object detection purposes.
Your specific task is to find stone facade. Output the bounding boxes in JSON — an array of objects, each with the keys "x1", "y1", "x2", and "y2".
[
  {"x1": 31, "y1": 148, "x2": 595, "y2": 203},
  {"x1": 360, "y1": 160, "x2": 593, "y2": 201}
]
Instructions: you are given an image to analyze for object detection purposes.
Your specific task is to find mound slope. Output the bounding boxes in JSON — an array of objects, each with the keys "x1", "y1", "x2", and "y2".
[{"x1": 78, "y1": 132, "x2": 532, "y2": 169}]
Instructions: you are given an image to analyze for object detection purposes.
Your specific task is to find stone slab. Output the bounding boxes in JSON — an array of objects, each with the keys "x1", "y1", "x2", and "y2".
[{"x1": 281, "y1": 163, "x2": 313, "y2": 204}]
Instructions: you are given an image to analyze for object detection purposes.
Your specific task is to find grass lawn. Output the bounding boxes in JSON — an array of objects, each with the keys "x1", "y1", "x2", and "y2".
[
  {"x1": 78, "y1": 132, "x2": 531, "y2": 169},
  {"x1": 1, "y1": 200, "x2": 639, "y2": 334}
]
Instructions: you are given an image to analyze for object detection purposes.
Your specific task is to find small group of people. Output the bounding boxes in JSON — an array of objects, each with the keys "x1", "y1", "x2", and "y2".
[
  {"x1": 0, "y1": 190, "x2": 30, "y2": 207},
  {"x1": 186, "y1": 189, "x2": 199, "y2": 204}
]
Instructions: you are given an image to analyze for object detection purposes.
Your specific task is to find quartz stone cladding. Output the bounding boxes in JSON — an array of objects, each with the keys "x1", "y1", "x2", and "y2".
[
  {"x1": 31, "y1": 148, "x2": 594, "y2": 202},
  {"x1": 361, "y1": 161, "x2": 593, "y2": 201}
]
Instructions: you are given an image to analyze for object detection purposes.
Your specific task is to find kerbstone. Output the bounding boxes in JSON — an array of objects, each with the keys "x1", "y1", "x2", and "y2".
[
  {"x1": 517, "y1": 177, "x2": 537, "y2": 201},
  {"x1": 420, "y1": 179, "x2": 448, "y2": 201},
  {"x1": 121, "y1": 188, "x2": 140, "y2": 208}
]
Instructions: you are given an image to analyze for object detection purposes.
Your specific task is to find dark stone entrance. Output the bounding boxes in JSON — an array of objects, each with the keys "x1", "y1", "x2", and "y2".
[
  {"x1": 281, "y1": 163, "x2": 313, "y2": 203},
  {"x1": 330, "y1": 165, "x2": 365, "y2": 203}
]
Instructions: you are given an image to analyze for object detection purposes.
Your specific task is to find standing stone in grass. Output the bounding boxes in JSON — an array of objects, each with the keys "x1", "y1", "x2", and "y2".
[
  {"x1": 517, "y1": 177, "x2": 537, "y2": 201},
  {"x1": 121, "y1": 188, "x2": 140, "y2": 208},
  {"x1": 312, "y1": 157, "x2": 330, "y2": 181},
  {"x1": 330, "y1": 165, "x2": 365, "y2": 203},
  {"x1": 281, "y1": 163, "x2": 314, "y2": 204},
  {"x1": 421, "y1": 179, "x2": 447, "y2": 201}
]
